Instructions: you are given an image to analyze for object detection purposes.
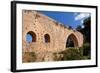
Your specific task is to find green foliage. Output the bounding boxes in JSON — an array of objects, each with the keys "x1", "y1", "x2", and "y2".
[
  {"x1": 79, "y1": 47, "x2": 84, "y2": 56},
  {"x1": 53, "y1": 45, "x2": 91, "y2": 61},
  {"x1": 53, "y1": 48, "x2": 84, "y2": 61},
  {"x1": 61, "y1": 48, "x2": 83, "y2": 60},
  {"x1": 53, "y1": 53, "x2": 63, "y2": 61},
  {"x1": 78, "y1": 43, "x2": 91, "y2": 59},
  {"x1": 76, "y1": 17, "x2": 91, "y2": 59},
  {"x1": 76, "y1": 25, "x2": 82, "y2": 31},
  {"x1": 82, "y1": 43, "x2": 91, "y2": 59}
]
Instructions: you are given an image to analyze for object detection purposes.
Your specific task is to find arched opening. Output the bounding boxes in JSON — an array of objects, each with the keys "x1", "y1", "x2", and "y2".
[
  {"x1": 26, "y1": 31, "x2": 36, "y2": 43},
  {"x1": 66, "y1": 34, "x2": 78, "y2": 48},
  {"x1": 44, "y1": 34, "x2": 50, "y2": 43}
]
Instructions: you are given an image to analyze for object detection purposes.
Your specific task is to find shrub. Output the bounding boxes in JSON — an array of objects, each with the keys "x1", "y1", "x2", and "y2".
[
  {"x1": 82, "y1": 43, "x2": 91, "y2": 59},
  {"x1": 53, "y1": 43, "x2": 91, "y2": 61},
  {"x1": 53, "y1": 48, "x2": 84, "y2": 61},
  {"x1": 62, "y1": 48, "x2": 84, "y2": 60},
  {"x1": 53, "y1": 53, "x2": 63, "y2": 61},
  {"x1": 77, "y1": 43, "x2": 91, "y2": 59},
  {"x1": 79, "y1": 47, "x2": 84, "y2": 56}
]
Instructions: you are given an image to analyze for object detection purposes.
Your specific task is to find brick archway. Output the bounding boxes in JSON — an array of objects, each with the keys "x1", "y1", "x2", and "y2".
[{"x1": 66, "y1": 34, "x2": 78, "y2": 48}]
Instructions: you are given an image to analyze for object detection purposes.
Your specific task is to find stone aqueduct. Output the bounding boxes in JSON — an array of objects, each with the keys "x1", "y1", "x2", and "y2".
[{"x1": 22, "y1": 10, "x2": 83, "y2": 62}]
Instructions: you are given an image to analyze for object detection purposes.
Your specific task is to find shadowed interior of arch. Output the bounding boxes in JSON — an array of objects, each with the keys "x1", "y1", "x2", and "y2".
[
  {"x1": 66, "y1": 34, "x2": 78, "y2": 48},
  {"x1": 44, "y1": 34, "x2": 50, "y2": 43}
]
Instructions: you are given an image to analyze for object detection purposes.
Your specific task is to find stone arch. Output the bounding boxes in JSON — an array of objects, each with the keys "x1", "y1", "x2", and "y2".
[
  {"x1": 44, "y1": 34, "x2": 50, "y2": 43},
  {"x1": 26, "y1": 31, "x2": 36, "y2": 43},
  {"x1": 66, "y1": 33, "x2": 78, "y2": 48}
]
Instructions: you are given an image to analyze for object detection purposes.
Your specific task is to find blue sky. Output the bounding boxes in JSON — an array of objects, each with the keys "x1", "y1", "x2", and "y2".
[
  {"x1": 39, "y1": 11, "x2": 90, "y2": 29},
  {"x1": 26, "y1": 34, "x2": 32, "y2": 43}
]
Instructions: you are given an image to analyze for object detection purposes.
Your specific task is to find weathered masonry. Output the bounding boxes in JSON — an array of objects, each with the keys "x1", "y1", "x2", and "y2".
[{"x1": 22, "y1": 10, "x2": 83, "y2": 62}]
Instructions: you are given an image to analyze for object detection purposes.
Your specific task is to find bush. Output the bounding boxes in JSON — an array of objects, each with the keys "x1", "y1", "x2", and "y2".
[
  {"x1": 53, "y1": 48, "x2": 84, "y2": 61},
  {"x1": 79, "y1": 47, "x2": 84, "y2": 56},
  {"x1": 62, "y1": 48, "x2": 84, "y2": 60},
  {"x1": 83, "y1": 43, "x2": 90, "y2": 55},
  {"x1": 82, "y1": 43, "x2": 91, "y2": 59},
  {"x1": 53, "y1": 53, "x2": 63, "y2": 61},
  {"x1": 53, "y1": 43, "x2": 91, "y2": 61}
]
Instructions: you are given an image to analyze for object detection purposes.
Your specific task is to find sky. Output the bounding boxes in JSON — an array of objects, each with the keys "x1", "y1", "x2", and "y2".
[
  {"x1": 39, "y1": 11, "x2": 90, "y2": 29},
  {"x1": 26, "y1": 34, "x2": 33, "y2": 43},
  {"x1": 26, "y1": 11, "x2": 90, "y2": 43}
]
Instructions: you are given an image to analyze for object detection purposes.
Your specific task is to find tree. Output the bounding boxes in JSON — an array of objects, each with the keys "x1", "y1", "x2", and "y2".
[
  {"x1": 76, "y1": 17, "x2": 91, "y2": 58},
  {"x1": 76, "y1": 17, "x2": 91, "y2": 43},
  {"x1": 76, "y1": 25, "x2": 82, "y2": 31},
  {"x1": 68, "y1": 26, "x2": 73, "y2": 29},
  {"x1": 83, "y1": 17, "x2": 91, "y2": 43}
]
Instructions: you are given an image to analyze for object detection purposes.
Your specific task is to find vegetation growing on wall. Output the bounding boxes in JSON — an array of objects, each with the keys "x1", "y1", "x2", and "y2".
[{"x1": 22, "y1": 52, "x2": 36, "y2": 63}]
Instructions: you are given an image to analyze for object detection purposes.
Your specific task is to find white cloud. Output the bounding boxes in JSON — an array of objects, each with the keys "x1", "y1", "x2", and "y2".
[
  {"x1": 81, "y1": 20, "x2": 84, "y2": 24},
  {"x1": 81, "y1": 25, "x2": 85, "y2": 28},
  {"x1": 74, "y1": 13, "x2": 78, "y2": 16},
  {"x1": 75, "y1": 13, "x2": 90, "y2": 21}
]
